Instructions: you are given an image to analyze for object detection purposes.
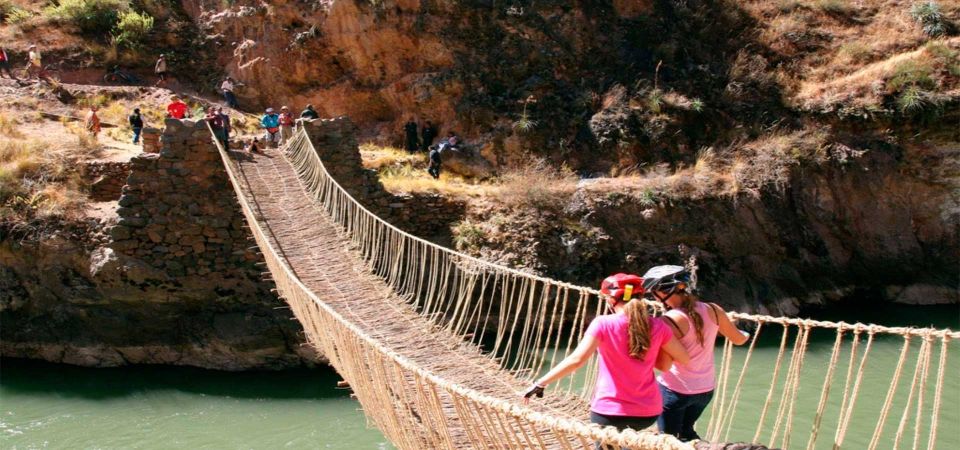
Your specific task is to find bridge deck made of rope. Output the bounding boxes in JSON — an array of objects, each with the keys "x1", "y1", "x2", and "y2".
[{"x1": 229, "y1": 146, "x2": 596, "y2": 446}]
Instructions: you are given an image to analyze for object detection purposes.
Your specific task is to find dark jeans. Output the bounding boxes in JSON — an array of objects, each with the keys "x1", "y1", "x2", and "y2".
[
  {"x1": 224, "y1": 91, "x2": 238, "y2": 108},
  {"x1": 132, "y1": 127, "x2": 142, "y2": 144},
  {"x1": 590, "y1": 411, "x2": 658, "y2": 450},
  {"x1": 657, "y1": 383, "x2": 714, "y2": 442}
]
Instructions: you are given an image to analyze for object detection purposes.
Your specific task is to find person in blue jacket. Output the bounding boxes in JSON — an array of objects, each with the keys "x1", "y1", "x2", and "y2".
[{"x1": 260, "y1": 108, "x2": 280, "y2": 147}]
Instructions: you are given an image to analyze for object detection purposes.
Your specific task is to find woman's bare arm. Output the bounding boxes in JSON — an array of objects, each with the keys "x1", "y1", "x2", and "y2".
[
  {"x1": 531, "y1": 335, "x2": 600, "y2": 387},
  {"x1": 711, "y1": 303, "x2": 750, "y2": 345},
  {"x1": 661, "y1": 335, "x2": 690, "y2": 366}
]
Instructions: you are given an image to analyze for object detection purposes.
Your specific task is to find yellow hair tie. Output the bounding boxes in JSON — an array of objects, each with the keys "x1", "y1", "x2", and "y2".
[{"x1": 623, "y1": 284, "x2": 634, "y2": 302}]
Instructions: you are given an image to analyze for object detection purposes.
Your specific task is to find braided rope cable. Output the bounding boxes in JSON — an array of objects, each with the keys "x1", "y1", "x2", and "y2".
[
  {"x1": 207, "y1": 124, "x2": 691, "y2": 449},
  {"x1": 204, "y1": 121, "x2": 956, "y2": 449},
  {"x1": 806, "y1": 328, "x2": 846, "y2": 450},
  {"x1": 868, "y1": 334, "x2": 913, "y2": 450},
  {"x1": 926, "y1": 335, "x2": 950, "y2": 450}
]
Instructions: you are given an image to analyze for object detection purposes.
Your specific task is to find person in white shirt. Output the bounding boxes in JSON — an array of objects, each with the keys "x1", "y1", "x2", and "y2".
[
  {"x1": 154, "y1": 54, "x2": 167, "y2": 86},
  {"x1": 26, "y1": 45, "x2": 44, "y2": 80},
  {"x1": 221, "y1": 76, "x2": 240, "y2": 108}
]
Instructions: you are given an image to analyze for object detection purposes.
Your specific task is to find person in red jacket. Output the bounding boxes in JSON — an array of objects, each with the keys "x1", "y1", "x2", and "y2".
[
  {"x1": 0, "y1": 47, "x2": 18, "y2": 80},
  {"x1": 278, "y1": 106, "x2": 295, "y2": 145},
  {"x1": 166, "y1": 96, "x2": 189, "y2": 119}
]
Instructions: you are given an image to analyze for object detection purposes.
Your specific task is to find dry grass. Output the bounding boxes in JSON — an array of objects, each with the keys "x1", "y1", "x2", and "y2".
[
  {"x1": 580, "y1": 129, "x2": 831, "y2": 201},
  {"x1": 360, "y1": 143, "x2": 426, "y2": 170},
  {"x1": 495, "y1": 155, "x2": 579, "y2": 208},
  {"x1": 796, "y1": 37, "x2": 960, "y2": 114},
  {"x1": 0, "y1": 137, "x2": 89, "y2": 220}
]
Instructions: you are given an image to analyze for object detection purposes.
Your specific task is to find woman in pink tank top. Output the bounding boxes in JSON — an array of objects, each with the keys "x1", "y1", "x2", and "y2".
[
  {"x1": 641, "y1": 265, "x2": 751, "y2": 442},
  {"x1": 523, "y1": 273, "x2": 690, "y2": 440}
]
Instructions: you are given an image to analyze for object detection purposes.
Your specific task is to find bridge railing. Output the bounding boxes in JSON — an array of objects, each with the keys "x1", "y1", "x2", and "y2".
[{"x1": 212, "y1": 120, "x2": 957, "y2": 450}]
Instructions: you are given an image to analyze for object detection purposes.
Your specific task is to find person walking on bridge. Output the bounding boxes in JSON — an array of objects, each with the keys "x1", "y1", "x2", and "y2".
[
  {"x1": 278, "y1": 106, "x2": 295, "y2": 145},
  {"x1": 260, "y1": 108, "x2": 280, "y2": 147},
  {"x1": 641, "y1": 265, "x2": 750, "y2": 442},
  {"x1": 524, "y1": 273, "x2": 690, "y2": 443}
]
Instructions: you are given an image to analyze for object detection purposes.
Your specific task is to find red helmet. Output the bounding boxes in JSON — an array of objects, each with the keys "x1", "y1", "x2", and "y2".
[{"x1": 600, "y1": 273, "x2": 644, "y2": 302}]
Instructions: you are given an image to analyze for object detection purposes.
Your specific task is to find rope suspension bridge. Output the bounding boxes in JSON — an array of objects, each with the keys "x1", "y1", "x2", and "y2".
[{"x1": 206, "y1": 118, "x2": 957, "y2": 450}]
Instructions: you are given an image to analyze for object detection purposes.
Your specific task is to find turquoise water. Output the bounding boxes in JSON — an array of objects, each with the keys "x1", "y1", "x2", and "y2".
[
  {"x1": 1, "y1": 304, "x2": 956, "y2": 449},
  {"x1": 0, "y1": 362, "x2": 393, "y2": 449}
]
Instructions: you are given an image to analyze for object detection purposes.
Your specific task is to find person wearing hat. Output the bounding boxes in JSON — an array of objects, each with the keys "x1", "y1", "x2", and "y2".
[
  {"x1": 154, "y1": 54, "x2": 167, "y2": 86},
  {"x1": 166, "y1": 95, "x2": 188, "y2": 119},
  {"x1": 300, "y1": 104, "x2": 319, "y2": 120},
  {"x1": 278, "y1": 106, "x2": 295, "y2": 145},
  {"x1": 523, "y1": 273, "x2": 689, "y2": 437},
  {"x1": 260, "y1": 107, "x2": 280, "y2": 147},
  {"x1": 640, "y1": 265, "x2": 750, "y2": 442},
  {"x1": 26, "y1": 45, "x2": 43, "y2": 80}
]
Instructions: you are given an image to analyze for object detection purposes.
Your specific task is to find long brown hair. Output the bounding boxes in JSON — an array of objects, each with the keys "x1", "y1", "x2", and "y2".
[
  {"x1": 624, "y1": 299, "x2": 652, "y2": 359},
  {"x1": 677, "y1": 292, "x2": 705, "y2": 346}
]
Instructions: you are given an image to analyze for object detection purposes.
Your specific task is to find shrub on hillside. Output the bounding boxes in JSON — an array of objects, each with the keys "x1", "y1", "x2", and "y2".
[
  {"x1": 910, "y1": 1, "x2": 946, "y2": 37},
  {"x1": 43, "y1": 0, "x2": 130, "y2": 35},
  {"x1": 1, "y1": 0, "x2": 32, "y2": 25},
  {"x1": 113, "y1": 10, "x2": 154, "y2": 49}
]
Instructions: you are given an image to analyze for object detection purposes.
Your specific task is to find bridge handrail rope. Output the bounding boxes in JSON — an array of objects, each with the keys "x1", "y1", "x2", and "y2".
[
  {"x1": 207, "y1": 120, "x2": 955, "y2": 449},
  {"x1": 207, "y1": 122, "x2": 691, "y2": 449}
]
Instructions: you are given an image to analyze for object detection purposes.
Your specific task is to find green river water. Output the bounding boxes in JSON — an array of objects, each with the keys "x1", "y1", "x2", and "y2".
[{"x1": 1, "y1": 304, "x2": 957, "y2": 449}]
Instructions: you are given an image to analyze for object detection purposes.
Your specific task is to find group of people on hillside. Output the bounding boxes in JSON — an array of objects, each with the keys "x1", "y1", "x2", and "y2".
[
  {"x1": 0, "y1": 45, "x2": 51, "y2": 82},
  {"x1": 258, "y1": 104, "x2": 319, "y2": 147},
  {"x1": 403, "y1": 118, "x2": 439, "y2": 153},
  {"x1": 524, "y1": 265, "x2": 750, "y2": 444}
]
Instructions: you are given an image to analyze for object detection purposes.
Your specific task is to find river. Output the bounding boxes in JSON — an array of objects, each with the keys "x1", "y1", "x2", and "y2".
[{"x1": 1, "y1": 304, "x2": 956, "y2": 449}]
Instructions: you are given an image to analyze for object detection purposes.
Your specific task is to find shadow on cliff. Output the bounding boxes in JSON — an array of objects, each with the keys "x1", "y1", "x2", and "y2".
[
  {"x1": 0, "y1": 358, "x2": 345, "y2": 400},
  {"x1": 445, "y1": 0, "x2": 791, "y2": 171}
]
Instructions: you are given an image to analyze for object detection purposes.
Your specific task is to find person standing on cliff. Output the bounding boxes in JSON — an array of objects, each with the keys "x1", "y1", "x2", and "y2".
[
  {"x1": 221, "y1": 76, "x2": 240, "y2": 109},
  {"x1": 129, "y1": 108, "x2": 144, "y2": 144},
  {"x1": 85, "y1": 106, "x2": 101, "y2": 138},
  {"x1": 154, "y1": 54, "x2": 168, "y2": 86},
  {"x1": 278, "y1": 106, "x2": 295, "y2": 145},
  {"x1": 26, "y1": 45, "x2": 45, "y2": 81},
  {"x1": 403, "y1": 118, "x2": 419, "y2": 152},
  {"x1": 421, "y1": 120, "x2": 438, "y2": 152},
  {"x1": 0, "y1": 47, "x2": 18, "y2": 81},
  {"x1": 300, "y1": 104, "x2": 319, "y2": 120}
]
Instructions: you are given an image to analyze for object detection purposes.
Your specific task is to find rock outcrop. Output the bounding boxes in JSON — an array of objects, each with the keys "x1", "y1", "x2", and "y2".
[{"x1": 1, "y1": 119, "x2": 316, "y2": 370}]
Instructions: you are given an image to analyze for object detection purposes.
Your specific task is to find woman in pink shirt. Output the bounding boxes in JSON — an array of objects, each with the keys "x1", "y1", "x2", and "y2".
[
  {"x1": 523, "y1": 273, "x2": 690, "y2": 435},
  {"x1": 641, "y1": 265, "x2": 750, "y2": 442}
]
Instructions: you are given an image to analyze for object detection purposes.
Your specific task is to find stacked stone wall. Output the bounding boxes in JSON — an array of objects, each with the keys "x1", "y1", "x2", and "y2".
[
  {"x1": 110, "y1": 119, "x2": 257, "y2": 277},
  {"x1": 82, "y1": 161, "x2": 131, "y2": 202}
]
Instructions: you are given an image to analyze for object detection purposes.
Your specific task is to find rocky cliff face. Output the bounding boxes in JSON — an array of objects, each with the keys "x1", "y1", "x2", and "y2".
[
  {"x1": 1, "y1": 121, "x2": 316, "y2": 370},
  {"x1": 453, "y1": 137, "x2": 959, "y2": 314}
]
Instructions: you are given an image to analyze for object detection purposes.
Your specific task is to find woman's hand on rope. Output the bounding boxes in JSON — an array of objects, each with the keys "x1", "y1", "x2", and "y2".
[{"x1": 521, "y1": 383, "x2": 545, "y2": 404}]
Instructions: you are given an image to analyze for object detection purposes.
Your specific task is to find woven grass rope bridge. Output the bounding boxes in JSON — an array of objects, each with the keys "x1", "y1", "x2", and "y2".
[{"x1": 206, "y1": 118, "x2": 957, "y2": 450}]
